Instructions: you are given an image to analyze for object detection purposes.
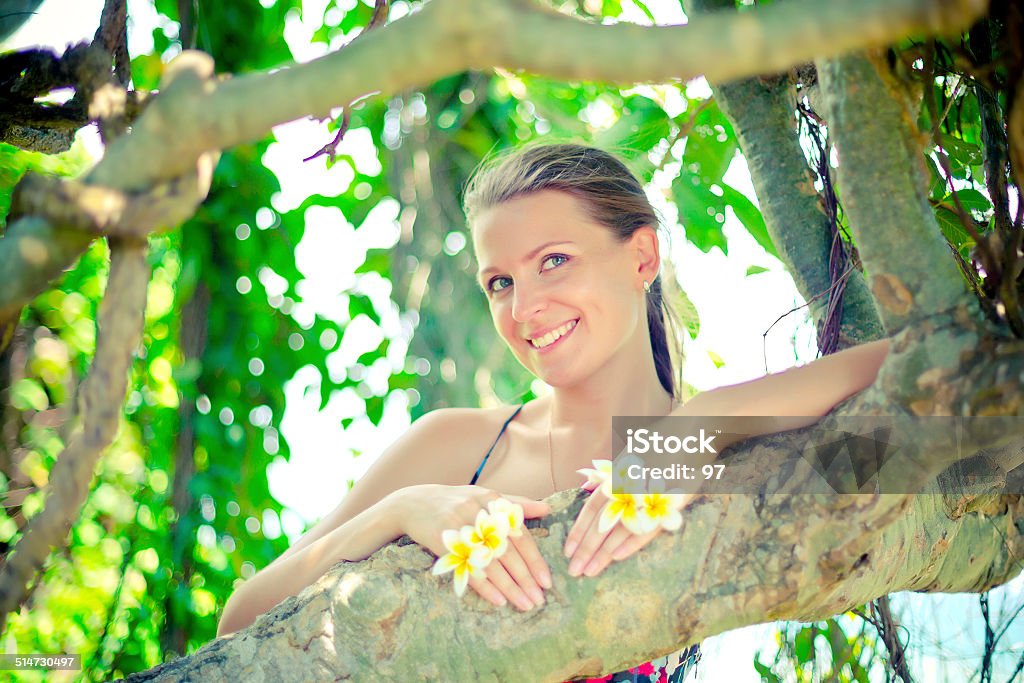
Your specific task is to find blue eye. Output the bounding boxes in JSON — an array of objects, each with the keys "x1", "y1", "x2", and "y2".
[
  {"x1": 542, "y1": 254, "x2": 568, "y2": 270},
  {"x1": 485, "y1": 255, "x2": 568, "y2": 295},
  {"x1": 487, "y1": 276, "x2": 512, "y2": 293}
]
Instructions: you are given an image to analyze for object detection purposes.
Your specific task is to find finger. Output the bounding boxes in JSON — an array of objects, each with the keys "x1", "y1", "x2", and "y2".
[
  {"x1": 514, "y1": 531, "x2": 553, "y2": 589},
  {"x1": 566, "y1": 502, "x2": 611, "y2": 577},
  {"x1": 498, "y1": 536, "x2": 546, "y2": 605},
  {"x1": 580, "y1": 480, "x2": 598, "y2": 492},
  {"x1": 582, "y1": 524, "x2": 636, "y2": 577},
  {"x1": 495, "y1": 540, "x2": 544, "y2": 602},
  {"x1": 504, "y1": 495, "x2": 551, "y2": 518},
  {"x1": 486, "y1": 558, "x2": 536, "y2": 611},
  {"x1": 610, "y1": 528, "x2": 661, "y2": 562},
  {"x1": 564, "y1": 490, "x2": 605, "y2": 559},
  {"x1": 468, "y1": 575, "x2": 508, "y2": 608}
]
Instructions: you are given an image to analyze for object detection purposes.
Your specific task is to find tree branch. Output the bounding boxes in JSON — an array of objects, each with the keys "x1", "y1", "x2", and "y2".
[
  {"x1": 699, "y1": 70, "x2": 886, "y2": 346},
  {"x1": 0, "y1": 217, "x2": 96, "y2": 324},
  {"x1": 10, "y1": 153, "x2": 216, "y2": 238},
  {"x1": 123, "y1": 466, "x2": 1023, "y2": 681},
  {"x1": 115, "y1": 311, "x2": 1024, "y2": 680},
  {"x1": 0, "y1": 16, "x2": 180, "y2": 631},
  {"x1": 0, "y1": 56, "x2": 204, "y2": 328},
  {"x1": 817, "y1": 52, "x2": 973, "y2": 330},
  {"x1": 0, "y1": 240, "x2": 151, "y2": 634},
  {"x1": 96, "y1": 0, "x2": 992, "y2": 191},
  {"x1": 93, "y1": 0, "x2": 129, "y2": 87},
  {"x1": 684, "y1": 0, "x2": 884, "y2": 348}
]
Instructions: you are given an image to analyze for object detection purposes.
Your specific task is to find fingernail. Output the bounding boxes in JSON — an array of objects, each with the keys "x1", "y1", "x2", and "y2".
[
  {"x1": 495, "y1": 596, "x2": 507, "y2": 607},
  {"x1": 540, "y1": 570, "x2": 552, "y2": 589},
  {"x1": 584, "y1": 561, "x2": 600, "y2": 577},
  {"x1": 568, "y1": 559, "x2": 582, "y2": 576},
  {"x1": 564, "y1": 540, "x2": 577, "y2": 557},
  {"x1": 518, "y1": 597, "x2": 534, "y2": 611},
  {"x1": 531, "y1": 588, "x2": 544, "y2": 604}
]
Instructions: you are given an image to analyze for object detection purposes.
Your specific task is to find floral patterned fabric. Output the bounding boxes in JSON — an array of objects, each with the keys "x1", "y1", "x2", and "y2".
[{"x1": 567, "y1": 643, "x2": 701, "y2": 682}]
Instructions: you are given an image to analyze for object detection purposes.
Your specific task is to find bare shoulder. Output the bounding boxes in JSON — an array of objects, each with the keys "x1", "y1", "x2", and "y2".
[
  {"x1": 336, "y1": 405, "x2": 528, "y2": 491},
  {"x1": 259, "y1": 404, "x2": 528, "y2": 573},
  {"x1": 410, "y1": 405, "x2": 525, "y2": 456}
]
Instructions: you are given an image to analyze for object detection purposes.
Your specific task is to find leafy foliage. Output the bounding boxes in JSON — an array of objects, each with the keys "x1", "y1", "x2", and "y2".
[{"x1": 755, "y1": 615, "x2": 882, "y2": 682}]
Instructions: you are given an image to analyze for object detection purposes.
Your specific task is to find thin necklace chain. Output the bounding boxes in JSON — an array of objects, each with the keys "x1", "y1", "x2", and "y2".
[{"x1": 546, "y1": 394, "x2": 676, "y2": 492}]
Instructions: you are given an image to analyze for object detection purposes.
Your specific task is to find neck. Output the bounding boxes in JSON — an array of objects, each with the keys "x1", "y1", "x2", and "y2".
[
  {"x1": 545, "y1": 370, "x2": 674, "y2": 434},
  {"x1": 546, "y1": 323, "x2": 675, "y2": 430},
  {"x1": 543, "y1": 379, "x2": 673, "y2": 491}
]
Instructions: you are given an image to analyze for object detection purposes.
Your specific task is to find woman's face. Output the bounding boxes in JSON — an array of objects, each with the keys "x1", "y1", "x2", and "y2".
[{"x1": 472, "y1": 190, "x2": 657, "y2": 386}]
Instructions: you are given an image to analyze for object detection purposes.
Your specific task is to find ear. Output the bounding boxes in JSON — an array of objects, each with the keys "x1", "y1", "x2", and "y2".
[{"x1": 628, "y1": 226, "x2": 661, "y2": 286}]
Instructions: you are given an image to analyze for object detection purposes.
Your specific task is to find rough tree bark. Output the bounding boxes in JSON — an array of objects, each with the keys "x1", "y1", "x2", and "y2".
[{"x1": 1, "y1": 0, "x2": 1020, "y2": 680}]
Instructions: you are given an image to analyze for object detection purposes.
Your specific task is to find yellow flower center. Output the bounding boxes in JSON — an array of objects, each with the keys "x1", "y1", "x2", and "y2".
[
  {"x1": 645, "y1": 495, "x2": 669, "y2": 517},
  {"x1": 472, "y1": 524, "x2": 502, "y2": 550}
]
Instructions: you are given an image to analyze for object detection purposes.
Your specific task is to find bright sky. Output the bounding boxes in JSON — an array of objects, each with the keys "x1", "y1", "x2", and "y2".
[{"x1": 6, "y1": 0, "x2": 1020, "y2": 680}]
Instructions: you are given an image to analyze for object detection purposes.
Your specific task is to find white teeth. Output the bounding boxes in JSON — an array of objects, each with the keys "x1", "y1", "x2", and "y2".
[{"x1": 530, "y1": 320, "x2": 577, "y2": 349}]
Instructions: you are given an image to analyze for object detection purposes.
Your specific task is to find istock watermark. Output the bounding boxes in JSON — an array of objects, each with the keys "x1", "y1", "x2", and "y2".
[
  {"x1": 625, "y1": 427, "x2": 719, "y2": 455},
  {"x1": 610, "y1": 415, "x2": 1024, "y2": 497}
]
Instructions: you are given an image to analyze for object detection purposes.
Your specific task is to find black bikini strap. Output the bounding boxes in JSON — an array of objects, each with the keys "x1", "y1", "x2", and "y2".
[{"x1": 469, "y1": 404, "x2": 525, "y2": 485}]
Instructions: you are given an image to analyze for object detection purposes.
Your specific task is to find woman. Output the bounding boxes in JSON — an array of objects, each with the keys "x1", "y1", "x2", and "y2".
[{"x1": 217, "y1": 143, "x2": 890, "y2": 681}]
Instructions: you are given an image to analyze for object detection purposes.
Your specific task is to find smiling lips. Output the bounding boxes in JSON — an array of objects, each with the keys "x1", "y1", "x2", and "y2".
[{"x1": 528, "y1": 319, "x2": 578, "y2": 350}]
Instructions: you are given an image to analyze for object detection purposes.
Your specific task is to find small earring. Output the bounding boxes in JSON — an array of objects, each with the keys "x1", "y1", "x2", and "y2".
[{"x1": 643, "y1": 280, "x2": 651, "y2": 293}]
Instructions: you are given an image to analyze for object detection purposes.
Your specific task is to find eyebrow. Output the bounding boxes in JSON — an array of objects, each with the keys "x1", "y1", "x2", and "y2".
[{"x1": 477, "y1": 241, "x2": 576, "y2": 282}]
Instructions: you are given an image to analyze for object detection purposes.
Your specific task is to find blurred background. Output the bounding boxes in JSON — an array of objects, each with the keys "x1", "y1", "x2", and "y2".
[{"x1": 0, "y1": 0, "x2": 1020, "y2": 680}]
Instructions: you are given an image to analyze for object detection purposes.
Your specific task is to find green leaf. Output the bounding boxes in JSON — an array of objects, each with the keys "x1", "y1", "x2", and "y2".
[
  {"x1": 366, "y1": 395, "x2": 384, "y2": 424},
  {"x1": 671, "y1": 171, "x2": 728, "y2": 254},
  {"x1": 794, "y1": 626, "x2": 815, "y2": 664},
  {"x1": 707, "y1": 350, "x2": 725, "y2": 368},
  {"x1": 130, "y1": 54, "x2": 164, "y2": 91},
  {"x1": 753, "y1": 655, "x2": 782, "y2": 683},
  {"x1": 595, "y1": 95, "x2": 671, "y2": 163},
  {"x1": 601, "y1": 0, "x2": 623, "y2": 16},
  {"x1": 718, "y1": 184, "x2": 778, "y2": 259},
  {"x1": 355, "y1": 249, "x2": 391, "y2": 275},
  {"x1": 629, "y1": 0, "x2": 657, "y2": 23},
  {"x1": 11, "y1": 378, "x2": 48, "y2": 411},
  {"x1": 924, "y1": 153, "x2": 946, "y2": 200},
  {"x1": 951, "y1": 188, "x2": 992, "y2": 214},
  {"x1": 357, "y1": 339, "x2": 389, "y2": 367},
  {"x1": 933, "y1": 206, "x2": 975, "y2": 258},
  {"x1": 746, "y1": 265, "x2": 770, "y2": 276},
  {"x1": 671, "y1": 286, "x2": 700, "y2": 339},
  {"x1": 681, "y1": 98, "x2": 737, "y2": 183},
  {"x1": 939, "y1": 133, "x2": 982, "y2": 166},
  {"x1": 348, "y1": 294, "x2": 379, "y2": 324},
  {"x1": 387, "y1": 371, "x2": 419, "y2": 391}
]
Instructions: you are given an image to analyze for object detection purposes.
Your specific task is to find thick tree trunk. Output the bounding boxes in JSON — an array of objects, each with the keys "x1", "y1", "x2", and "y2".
[
  {"x1": 122, "y1": 425, "x2": 1023, "y2": 681},
  {"x1": 120, "y1": 312, "x2": 1024, "y2": 681}
]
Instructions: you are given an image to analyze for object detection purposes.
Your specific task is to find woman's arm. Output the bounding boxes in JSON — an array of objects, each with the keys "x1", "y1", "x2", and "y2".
[
  {"x1": 672, "y1": 338, "x2": 891, "y2": 448},
  {"x1": 682, "y1": 338, "x2": 890, "y2": 418},
  {"x1": 567, "y1": 340, "x2": 892, "y2": 579},
  {"x1": 216, "y1": 408, "x2": 487, "y2": 637},
  {"x1": 216, "y1": 495, "x2": 402, "y2": 637}
]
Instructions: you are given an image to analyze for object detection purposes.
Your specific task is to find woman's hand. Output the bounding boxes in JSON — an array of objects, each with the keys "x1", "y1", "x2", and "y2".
[
  {"x1": 394, "y1": 484, "x2": 552, "y2": 611},
  {"x1": 563, "y1": 480, "x2": 689, "y2": 578}
]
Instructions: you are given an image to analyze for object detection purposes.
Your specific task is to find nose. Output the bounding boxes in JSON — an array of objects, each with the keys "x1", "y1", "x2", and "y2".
[{"x1": 511, "y1": 280, "x2": 548, "y2": 323}]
